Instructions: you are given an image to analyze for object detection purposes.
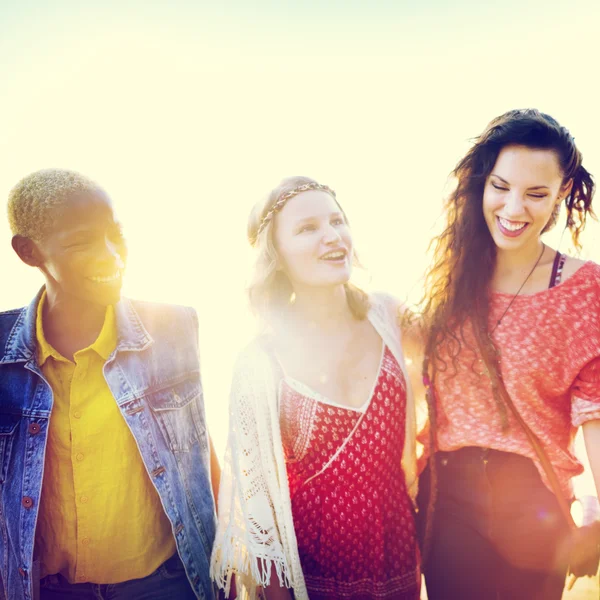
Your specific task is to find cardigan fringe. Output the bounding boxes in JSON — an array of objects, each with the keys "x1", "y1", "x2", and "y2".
[{"x1": 210, "y1": 293, "x2": 417, "y2": 599}]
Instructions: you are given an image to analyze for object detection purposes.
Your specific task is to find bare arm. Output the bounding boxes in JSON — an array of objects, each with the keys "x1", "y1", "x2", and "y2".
[
  {"x1": 399, "y1": 309, "x2": 427, "y2": 420},
  {"x1": 582, "y1": 419, "x2": 600, "y2": 497},
  {"x1": 209, "y1": 433, "x2": 221, "y2": 511}
]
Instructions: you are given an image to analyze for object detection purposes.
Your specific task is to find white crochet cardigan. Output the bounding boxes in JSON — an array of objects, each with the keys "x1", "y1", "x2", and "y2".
[{"x1": 210, "y1": 293, "x2": 418, "y2": 600}]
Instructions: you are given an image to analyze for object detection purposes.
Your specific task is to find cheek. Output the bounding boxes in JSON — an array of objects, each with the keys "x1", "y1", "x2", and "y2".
[
  {"x1": 54, "y1": 253, "x2": 90, "y2": 278},
  {"x1": 534, "y1": 202, "x2": 558, "y2": 226},
  {"x1": 483, "y1": 190, "x2": 501, "y2": 214},
  {"x1": 340, "y1": 227, "x2": 353, "y2": 248},
  {"x1": 277, "y1": 241, "x2": 311, "y2": 275},
  {"x1": 45, "y1": 261, "x2": 73, "y2": 283},
  {"x1": 117, "y1": 240, "x2": 128, "y2": 261}
]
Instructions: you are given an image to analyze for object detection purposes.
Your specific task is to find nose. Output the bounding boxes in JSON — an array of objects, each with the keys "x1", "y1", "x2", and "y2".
[
  {"x1": 504, "y1": 190, "x2": 526, "y2": 217},
  {"x1": 101, "y1": 236, "x2": 126, "y2": 268},
  {"x1": 322, "y1": 223, "x2": 342, "y2": 244}
]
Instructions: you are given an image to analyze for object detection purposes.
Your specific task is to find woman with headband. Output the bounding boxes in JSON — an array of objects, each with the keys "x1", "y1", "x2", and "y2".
[
  {"x1": 415, "y1": 109, "x2": 600, "y2": 599},
  {"x1": 210, "y1": 176, "x2": 420, "y2": 599}
]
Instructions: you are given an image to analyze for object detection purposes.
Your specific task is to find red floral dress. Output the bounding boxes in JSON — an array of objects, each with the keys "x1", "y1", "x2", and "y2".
[{"x1": 279, "y1": 346, "x2": 420, "y2": 600}]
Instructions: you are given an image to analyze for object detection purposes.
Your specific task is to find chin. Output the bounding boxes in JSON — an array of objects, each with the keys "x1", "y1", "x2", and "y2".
[
  {"x1": 102, "y1": 291, "x2": 123, "y2": 306},
  {"x1": 496, "y1": 237, "x2": 531, "y2": 253},
  {"x1": 489, "y1": 226, "x2": 529, "y2": 252},
  {"x1": 83, "y1": 288, "x2": 122, "y2": 307},
  {"x1": 327, "y1": 275, "x2": 352, "y2": 287}
]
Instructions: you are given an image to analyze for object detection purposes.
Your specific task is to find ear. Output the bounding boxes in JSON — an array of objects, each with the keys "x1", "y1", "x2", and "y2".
[
  {"x1": 558, "y1": 179, "x2": 573, "y2": 204},
  {"x1": 11, "y1": 235, "x2": 44, "y2": 268}
]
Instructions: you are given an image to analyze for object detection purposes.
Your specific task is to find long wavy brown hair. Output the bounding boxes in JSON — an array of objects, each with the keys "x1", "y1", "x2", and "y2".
[{"x1": 418, "y1": 108, "x2": 596, "y2": 562}]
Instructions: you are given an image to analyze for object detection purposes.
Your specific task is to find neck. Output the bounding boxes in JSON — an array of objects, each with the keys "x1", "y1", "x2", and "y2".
[
  {"x1": 42, "y1": 288, "x2": 108, "y2": 358},
  {"x1": 494, "y1": 240, "x2": 545, "y2": 277},
  {"x1": 287, "y1": 284, "x2": 354, "y2": 332}
]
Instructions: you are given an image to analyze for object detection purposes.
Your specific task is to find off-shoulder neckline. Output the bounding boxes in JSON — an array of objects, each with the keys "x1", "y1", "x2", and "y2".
[{"x1": 491, "y1": 260, "x2": 597, "y2": 299}]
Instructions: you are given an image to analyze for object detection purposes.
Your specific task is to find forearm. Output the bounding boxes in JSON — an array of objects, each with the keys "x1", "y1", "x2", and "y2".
[
  {"x1": 582, "y1": 419, "x2": 600, "y2": 497},
  {"x1": 209, "y1": 433, "x2": 221, "y2": 510}
]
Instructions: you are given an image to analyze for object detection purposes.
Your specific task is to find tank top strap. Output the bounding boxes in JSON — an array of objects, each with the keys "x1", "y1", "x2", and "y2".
[{"x1": 549, "y1": 251, "x2": 567, "y2": 288}]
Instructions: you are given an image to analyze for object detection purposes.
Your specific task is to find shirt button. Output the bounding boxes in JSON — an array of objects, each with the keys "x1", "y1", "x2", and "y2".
[
  {"x1": 76, "y1": 453, "x2": 84, "y2": 462},
  {"x1": 77, "y1": 574, "x2": 86, "y2": 582},
  {"x1": 22, "y1": 496, "x2": 34, "y2": 509},
  {"x1": 80, "y1": 495, "x2": 89, "y2": 504},
  {"x1": 81, "y1": 537, "x2": 90, "y2": 546},
  {"x1": 28, "y1": 423, "x2": 41, "y2": 435},
  {"x1": 73, "y1": 411, "x2": 82, "y2": 419}
]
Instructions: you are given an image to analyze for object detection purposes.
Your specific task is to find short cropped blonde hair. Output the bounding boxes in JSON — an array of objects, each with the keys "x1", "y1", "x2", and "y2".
[
  {"x1": 247, "y1": 175, "x2": 369, "y2": 323},
  {"x1": 7, "y1": 168, "x2": 102, "y2": 241}
]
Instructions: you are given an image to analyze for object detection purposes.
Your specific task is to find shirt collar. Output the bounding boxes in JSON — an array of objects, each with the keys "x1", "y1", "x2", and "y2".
[
  {"x1": 36, "y1": 291, "x2": 63, "y2": 366},
  {"x1": 36, "y1": 291, "x2": 117, "y2": 365}
]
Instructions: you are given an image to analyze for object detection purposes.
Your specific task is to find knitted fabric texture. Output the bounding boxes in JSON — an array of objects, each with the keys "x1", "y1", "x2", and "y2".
[{"x1": 210, "y1": 293, "x2": 417, "y2": 599}]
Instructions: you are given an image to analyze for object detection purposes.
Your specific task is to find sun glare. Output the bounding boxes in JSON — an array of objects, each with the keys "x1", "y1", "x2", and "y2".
[{"x1": 1, "y1": 0, "x2": 599, "y2": 562}]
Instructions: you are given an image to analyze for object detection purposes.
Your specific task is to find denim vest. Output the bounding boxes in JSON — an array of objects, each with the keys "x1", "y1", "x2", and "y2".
[{"x1": 0, "y1": 290, "x2": 216, "y2": 600}]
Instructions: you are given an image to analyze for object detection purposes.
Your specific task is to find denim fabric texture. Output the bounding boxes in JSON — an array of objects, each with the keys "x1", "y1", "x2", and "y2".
[
  {"x1": 39, "y1": 552, "x2": 197, "y2": 599},
  {"x1": 0, "y1": 290, "x2": 216, "y2": 600}
]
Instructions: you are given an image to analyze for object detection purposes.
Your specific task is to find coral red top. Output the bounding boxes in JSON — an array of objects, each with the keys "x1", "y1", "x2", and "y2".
[{"x1": 430, "y1": 260, "x2": 600, "y2": 499}]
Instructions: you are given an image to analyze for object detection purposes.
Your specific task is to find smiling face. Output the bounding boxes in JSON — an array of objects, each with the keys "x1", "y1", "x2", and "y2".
[
  {"x1": 483, "y1": 145, "x2": 572, "y2": 254},
  {"x1": 34, "y1": 189, "x2": 127, "y2": 307},
  {"x1": 273, "y1": 189, "x2": 353, "y2": 291}
]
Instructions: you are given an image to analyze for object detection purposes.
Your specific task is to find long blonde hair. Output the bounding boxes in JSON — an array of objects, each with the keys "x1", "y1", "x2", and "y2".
[{"x1": 247, "y1": 175, "x2": 369, "y2": 324}]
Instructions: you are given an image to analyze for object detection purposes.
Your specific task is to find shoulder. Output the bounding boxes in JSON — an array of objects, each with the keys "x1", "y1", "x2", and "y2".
[
  {"x1": 549, "y1": 259, "x2": 600, "y2": 358},
  {"x1": 562, "y1": 256, "x2": 593, "y2": 279},
  {"x1": 0, "y1": 307, "x2": 25, "y2": 338},
  {"x1": 0, "y1": 307, "x2": 25, "y2": 322},
  {"x1": 128, "y1": 298, "x2": 197, "y2": 318},
  {"x1": 229, "y1": 337, "x2": 276, "y2": 407},
  {"x1": 127, "y1": 298, "x2": 198, "y2": 328},
  {"x1": 368, "y1": 291, "x2": 421, "y2": 340},
  {"x1": 233, "y1": 336, "x2": 272, "y2": 373},
  {"x1": 125, "y1": 299, "x2": 199, "y2": 350},
  {"x1": 560, "y1": 258, "x2": 600, "y2": 296},
  {"x1": 368, "y1": 292, "x2": 403, "y2": 323}
]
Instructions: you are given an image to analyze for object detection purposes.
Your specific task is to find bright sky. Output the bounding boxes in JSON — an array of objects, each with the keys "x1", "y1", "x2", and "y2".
[{"x1": 1, "y1": 0, "x2": 599, "y2": 499}]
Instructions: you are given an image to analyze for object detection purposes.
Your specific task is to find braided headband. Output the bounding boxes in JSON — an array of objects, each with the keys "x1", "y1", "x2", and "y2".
[{"x1": 255, "y1": 182, "x2": 336, "y2": 239}]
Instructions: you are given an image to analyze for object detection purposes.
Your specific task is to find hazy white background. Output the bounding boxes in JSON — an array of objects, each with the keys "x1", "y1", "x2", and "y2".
[{"x1": 2, "y1": 0, "x2": 599, "y2": 501}]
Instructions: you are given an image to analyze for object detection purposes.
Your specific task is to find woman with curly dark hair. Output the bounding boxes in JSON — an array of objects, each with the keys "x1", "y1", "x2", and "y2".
[{"x1": 415, "y1": 109, "x2": 600, "y2": 599}]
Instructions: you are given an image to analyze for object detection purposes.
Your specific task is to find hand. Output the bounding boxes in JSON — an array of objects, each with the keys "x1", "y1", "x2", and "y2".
[{"x1": 568, "y1": 522, "x2": 600, "y2": 578}]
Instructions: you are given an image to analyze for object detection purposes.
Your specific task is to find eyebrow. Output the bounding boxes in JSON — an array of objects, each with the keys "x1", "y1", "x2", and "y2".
[
  {"x1": 62, "y1": 222, "x2": 123, "y2": 238},
  {"x1": 295, "y1": 211, "x2": 344, "y2": 223},
  {"x1": 490, "y1": 174, "x2": 550, "y2": 190}
]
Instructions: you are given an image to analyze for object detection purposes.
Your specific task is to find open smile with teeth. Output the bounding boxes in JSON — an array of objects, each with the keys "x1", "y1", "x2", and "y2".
[
  {"x1": 320, "y1": 250, "x2": 346, "y2": 261},
  {"x1": 88, "y1": 271, "x2": 121, "y2": 283},
  {"x1": 497, "y1": 216, "x2": 528, "y2": 232}
]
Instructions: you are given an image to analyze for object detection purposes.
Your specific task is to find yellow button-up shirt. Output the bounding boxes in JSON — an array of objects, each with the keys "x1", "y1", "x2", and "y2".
[{"x1": 34, "y1": 293, "x2": 176, "y2": 583}]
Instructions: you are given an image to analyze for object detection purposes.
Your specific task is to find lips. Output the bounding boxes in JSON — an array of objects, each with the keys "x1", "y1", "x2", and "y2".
[
  {"x1": 319, "y1": 249, "x2": 347, "y2": 262},
  {"x1": 87, "y1": 270, "x2": 122, "y2": 284},
  {"x1": 496, "y1": 216, "x2": 529, "y2": 238}
]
